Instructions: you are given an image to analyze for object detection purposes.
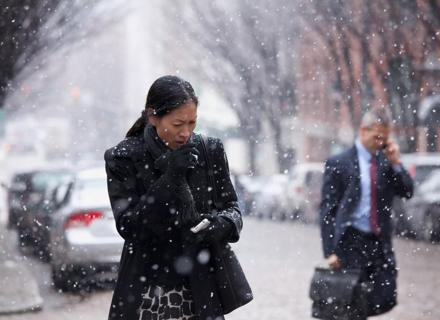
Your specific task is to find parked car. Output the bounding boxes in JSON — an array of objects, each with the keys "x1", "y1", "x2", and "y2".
[
  {"x1": 9, "y1": 169, "x2": 72, "y2": 248},
  {"x1": 7, "y1": 172, "x2": 38, "y2": 230},
  {"x1": 401, "y1": 152, "x2": 440, "y2": 184},
  {"x1": 48, "y1": 167, "x2": 123, "y2": 291},
  {"x1": 253, "y1": 174, "x2": 290, "y2": 220},
  {"x1": 7, "y1": 169, "x2": 68, "y2": 231},
  {"x1": 235, "y1": 175, "x2": 268, "y2": 216},
  {"x1": 393, "y1": 153, "x2": 440, "y2": 238},
  {"x1": 398, "y1": 169, "x2": 440, "y2": 242},
  {"x1": 27, "y1": 173, "x2": 73, "y2": 260},
  {"x1": 286, "y1": 162, "x2": 324, "y2": 223}
]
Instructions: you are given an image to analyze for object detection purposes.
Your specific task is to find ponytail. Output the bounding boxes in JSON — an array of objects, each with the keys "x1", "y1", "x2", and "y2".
[{"x1": 125, "y1": 110, "x2": 148, "y2": 137}]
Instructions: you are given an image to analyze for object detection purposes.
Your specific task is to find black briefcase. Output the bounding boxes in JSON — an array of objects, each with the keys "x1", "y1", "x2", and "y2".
[{"x1": 309, "y1": 267, "x2": 369, "y2": 320}]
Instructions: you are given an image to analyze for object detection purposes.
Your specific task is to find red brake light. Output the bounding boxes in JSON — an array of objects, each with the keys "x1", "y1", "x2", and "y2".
[{"x1": 64, "y1": 210, "x2": 103, "y2": 229}]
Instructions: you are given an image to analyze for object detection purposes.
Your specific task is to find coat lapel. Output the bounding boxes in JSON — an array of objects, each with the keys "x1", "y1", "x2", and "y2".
[
  {"x1": 376, "y1": 151, "x2": 390, "y2": 192},
  {"x1": 348, "y1": 146, "x2": 361, "y2": 198},
  {"x1": 342, "y1": 146, "x2": 362, "y2": 215}
]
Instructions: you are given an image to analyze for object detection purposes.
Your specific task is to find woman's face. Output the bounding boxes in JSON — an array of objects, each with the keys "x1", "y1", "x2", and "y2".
[{"x1": 149, "y1": 102, "x2": 198, "y2": 150}]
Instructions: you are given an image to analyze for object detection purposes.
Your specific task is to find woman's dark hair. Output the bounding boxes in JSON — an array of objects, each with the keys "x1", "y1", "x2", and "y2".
[{"x1": 126, "y1": 75, "x2": 198, "y2": 137}]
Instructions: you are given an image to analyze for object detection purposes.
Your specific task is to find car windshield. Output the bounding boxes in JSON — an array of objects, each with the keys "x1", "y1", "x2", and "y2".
[
  {"x1": 31, "y1": 171, "x2": 72, "y2": 192},
  {"x1": 71, "y1": 177, "x2": 109, "y2": 207}
]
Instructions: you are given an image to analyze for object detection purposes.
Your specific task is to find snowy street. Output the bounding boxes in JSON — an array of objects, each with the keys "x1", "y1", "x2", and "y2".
[
  {"x1": 1, "y1": 218, "x2": 439, "y2": 320},
  {"x1": 1, "y1": 1, "x2": 440, "y2": 319}
]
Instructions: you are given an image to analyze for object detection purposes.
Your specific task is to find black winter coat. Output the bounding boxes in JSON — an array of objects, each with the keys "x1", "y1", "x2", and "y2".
[{"x1": 104, "y1": 126, "x2": 243, "y2": 320}]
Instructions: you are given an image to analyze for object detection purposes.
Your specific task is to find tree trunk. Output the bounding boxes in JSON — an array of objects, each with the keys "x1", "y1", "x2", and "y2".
[
  {"x1": 237, "y1": 111, "x2": 261, "y2": 175},
  {"x1": 247, "y1": 138, "x2": 258, "y2": 175},
  {"x1": 268, "y1": 117, "x2": 295, "y2": 173}
]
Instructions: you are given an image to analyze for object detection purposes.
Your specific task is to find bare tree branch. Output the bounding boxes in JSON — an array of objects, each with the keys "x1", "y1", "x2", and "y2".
[{"x1": 0, "y1": 0, "x2": 125, "y2": 109}]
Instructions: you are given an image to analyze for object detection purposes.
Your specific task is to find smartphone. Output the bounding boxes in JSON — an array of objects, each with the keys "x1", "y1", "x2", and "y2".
[
  {"x1": 190, "y1": 218, "x2": 211, "y2": 233},
  {"x1": 188, "y1": 153, "x2": 198, "y2": 169}
]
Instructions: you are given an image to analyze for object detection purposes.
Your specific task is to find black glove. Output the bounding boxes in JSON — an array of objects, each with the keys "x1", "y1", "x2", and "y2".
[
  {"x1": 176, "y1": 183, "x2": 199, "y2": 226},
  {"x1": 190, "y1": 214, "x2": 233, "y2": 245},
  {"x1": 162, "y1": 143, "x2": 200, "y2": 183}
]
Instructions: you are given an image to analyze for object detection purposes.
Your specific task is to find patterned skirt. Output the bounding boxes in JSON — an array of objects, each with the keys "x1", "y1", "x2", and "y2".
[{"x1": 138, "y1": 284, "x2": 197, "y2": 320}]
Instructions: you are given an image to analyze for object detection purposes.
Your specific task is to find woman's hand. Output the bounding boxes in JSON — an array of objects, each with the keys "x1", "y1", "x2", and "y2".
[
  {"x1": 191, "y1": 215, "x2": 233, "y2": 245},
  {"x1": 164, "y1": 143, "x2": 200, "y2": 182}
]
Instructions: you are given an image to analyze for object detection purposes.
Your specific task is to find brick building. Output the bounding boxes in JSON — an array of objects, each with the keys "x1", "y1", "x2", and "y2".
[{"x1": 288, "y1": 2, "x2": 440, "y2": 162}]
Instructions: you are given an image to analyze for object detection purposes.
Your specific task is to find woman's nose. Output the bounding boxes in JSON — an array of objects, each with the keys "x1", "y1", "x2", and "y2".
[{"x1": 180, "y1": 127, "x2": 191, "y2": 139}]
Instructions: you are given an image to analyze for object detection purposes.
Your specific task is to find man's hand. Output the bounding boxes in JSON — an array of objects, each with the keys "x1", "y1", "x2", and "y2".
[
  {"x1": 327, "y1": 254, "x2": 341, "y2": 269},
  {"x1": 383, "y1": 140, "x2": 401, "y2": 166}
]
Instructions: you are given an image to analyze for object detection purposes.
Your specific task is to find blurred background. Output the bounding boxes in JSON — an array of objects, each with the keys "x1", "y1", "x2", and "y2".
[{"x1": 0, "y1": 1, "x2": 440, "y2": 319}]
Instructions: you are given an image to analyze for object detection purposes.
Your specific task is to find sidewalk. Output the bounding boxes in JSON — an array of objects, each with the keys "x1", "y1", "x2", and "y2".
[{"x1": 0, "y1": 225, "x2": 43, "y2": 314}]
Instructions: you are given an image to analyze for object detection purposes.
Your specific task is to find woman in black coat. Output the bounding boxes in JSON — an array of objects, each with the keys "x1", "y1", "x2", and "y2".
[{"x1": 105, "y1": 75, "x2": 249, "y2": 320}]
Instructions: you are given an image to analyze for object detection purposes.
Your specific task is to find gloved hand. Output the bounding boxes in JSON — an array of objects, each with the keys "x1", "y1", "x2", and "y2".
[
  {"x1": 162, "y1": 143, "x2": 200, "y2": 183},
  {"x1": 189, "y1": 214, "x2": 233, "y2": 245}
]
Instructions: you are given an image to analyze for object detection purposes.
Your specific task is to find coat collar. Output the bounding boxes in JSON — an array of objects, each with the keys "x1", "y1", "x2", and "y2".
[{"x1": 355, "y1": 139, "x2": 373, "y2": 163}]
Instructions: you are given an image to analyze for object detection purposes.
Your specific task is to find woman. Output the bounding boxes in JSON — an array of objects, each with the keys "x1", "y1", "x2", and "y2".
[{"x1": 105, "y1": 75, "x2": 248, "y2": 320}]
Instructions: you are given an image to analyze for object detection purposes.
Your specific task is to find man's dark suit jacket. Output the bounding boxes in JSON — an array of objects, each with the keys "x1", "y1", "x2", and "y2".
[{"x1": 319, "y1": 145, "x2": 414, "y2": 259}]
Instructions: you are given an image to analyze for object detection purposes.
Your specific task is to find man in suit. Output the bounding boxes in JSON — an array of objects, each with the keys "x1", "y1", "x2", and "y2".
[{"x1": 319, "y1": 108, "x2": 414, "y2": 318}]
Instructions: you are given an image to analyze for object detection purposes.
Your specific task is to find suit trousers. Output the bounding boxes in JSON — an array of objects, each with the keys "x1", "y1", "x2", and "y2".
[{"x1": 335, "y1": 227, "x2": 397, "y2": 319}]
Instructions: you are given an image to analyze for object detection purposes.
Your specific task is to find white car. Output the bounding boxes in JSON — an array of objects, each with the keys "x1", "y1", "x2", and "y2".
[
  {"x1": 234, "y1": 175, "x2": 268, "y2": 216},
  {"x1": 48, "y1": 167, "x2": 123, "y2": 291},
  {"x1": 286, "y1": 163, "x2": 324, "y2": 223},
  {"x1": 400, "y1": 152, "x2": 440, "y2": 186},
  {"x1": 393, "y1": 153, "x2": 440, "y2": 239},
  {"x1": 253, "y1": 174, "x2": 290, "y2": 221}
]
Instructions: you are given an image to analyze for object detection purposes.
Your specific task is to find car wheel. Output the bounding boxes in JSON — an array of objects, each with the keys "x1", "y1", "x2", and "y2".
[
  {"x1": 34, "y1": 233, "x2": 52, "y2": 262},
  {"x1": 279, "y1": 211, "x2": 287, "y2": 221},
  {"x1": 51, "y1": 264, "x2": 71, "y2": 292},
  {"x1": 52, "y1": 264, "x2": 84, "y2": 292},
  {"x1": 433, "y1": 214, "x2": 440, "y2": 243},
  {"x1": 426, "y1": 211, "x2": 440, "y2": 243},
  {"x1": 423, "y1": 212, "x2": 440, "y2": 243},
  {"x1": 289, "y1": 209, "x2": 300, "y2": 221},
  {"x1": 7, "y1": 211, "x2": 17, "y2": 229},
  {"x1": 34, "y1": 245, "x2": 51, "y2": 262},
  {"x1": 17, "y1": 228, "x2": 32, "y2": 248},
  {"x1": 297, "y1": 209, "x2": 306, "y2": 222},
  {"x1": 269, "y1": 209, "x2": 276, "y2": 220},
  {"x1": 393, "y1": 212, "x2": 409, "y2": 238}
]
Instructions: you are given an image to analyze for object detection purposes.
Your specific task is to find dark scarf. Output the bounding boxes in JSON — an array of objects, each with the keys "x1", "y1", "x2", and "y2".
[
  {"x1": 144, "y1": 124, "x2": 199, "y2": 172},
  {"x1": 143, "y1": 124, "x2": 199, "y2": 225},
  {"x1": 143, "y1": 124, "x2": 172, "y2": 172}
]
